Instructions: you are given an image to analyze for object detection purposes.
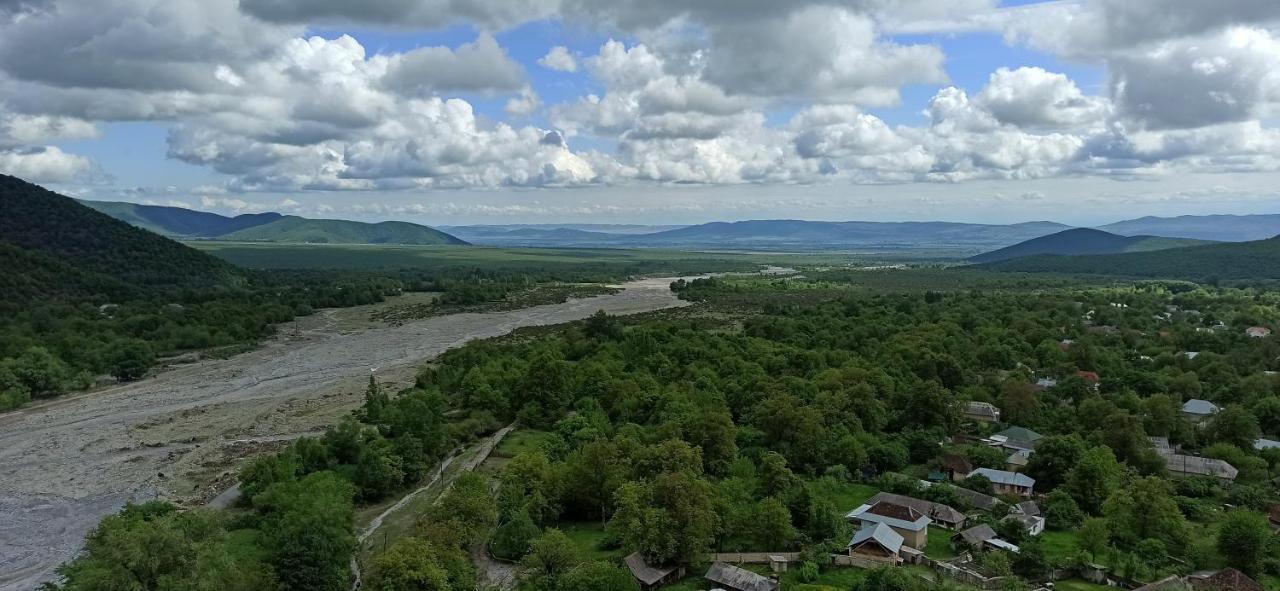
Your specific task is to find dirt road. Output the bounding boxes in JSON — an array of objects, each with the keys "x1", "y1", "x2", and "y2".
[{"x1": 0, "y1": 277, "x2": 691, "y2": 590}]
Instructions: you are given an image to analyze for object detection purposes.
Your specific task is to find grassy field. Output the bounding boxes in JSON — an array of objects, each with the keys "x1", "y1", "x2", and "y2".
[
  {"x1": 807, "y1": 478, "x2": 878, "y2": 512},
  {"x1": 190, "y1": 241, "x2": 822, "y2": 273}
]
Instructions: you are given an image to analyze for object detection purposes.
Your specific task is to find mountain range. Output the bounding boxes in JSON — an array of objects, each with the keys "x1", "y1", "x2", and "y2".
[
  {"x1": 980, "y1": 235, "x2": 1280, "y2": 281},
  {"x1": 968, "y1": 228, "x2": 1211, "y2": 264},
  {"x1": 80, "y1": 200, "x2": 467, "y2": 246},
  {"x1": 1097, "y1": 214, "x2": 1280, "y2": 242}
]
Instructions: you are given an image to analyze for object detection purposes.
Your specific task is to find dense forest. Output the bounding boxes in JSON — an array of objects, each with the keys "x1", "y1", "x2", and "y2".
[
  {"x1": 980, "y1": 235, "x2": 1280, "y2": 283},
  {"x1": 50, "y1": 271, "x2": 1280, "y2": 591}
]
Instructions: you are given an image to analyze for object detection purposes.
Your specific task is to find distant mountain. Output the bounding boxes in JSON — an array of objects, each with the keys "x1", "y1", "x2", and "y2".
[
  {"x1": 220, "y1": 216, "x2": 469, "y2": 245},
  {"x1": 441, "y1": 224, "x2": 683, "y2": 247},
  {"x1": 1098, "y1": 214, "x2": 1280, "y2": 242},
  {"x1": 625, "y1": 219, "x2": 1073, "y2": 252},
  {"x1": 82, "y1": 200, "x2": 467, "y2": 245},
  {"x1": 80, "y1": 200, "x2": 282, "y2": 237},
  {"x1": 0, "y1": 176, "x2": 242, "y2": 303},
  {"x1": 969, "y1": 228, "x2": 1212, "y2": 264},
  {"x1": 981, "y1": 235, "x2": 1280, "y2": 281}
]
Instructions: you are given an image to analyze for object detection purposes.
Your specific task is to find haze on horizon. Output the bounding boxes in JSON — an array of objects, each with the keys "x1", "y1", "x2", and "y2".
[{"x1": 3, "y1": 0, "x2": 1280, "y2": 226}]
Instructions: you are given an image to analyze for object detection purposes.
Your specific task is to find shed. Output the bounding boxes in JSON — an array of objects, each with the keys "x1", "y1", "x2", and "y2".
[
  {"x1": 1188, "y1": 568, "x2": 1264, "y2": 591},
  {"x1": 865, "y1": 492, "x2": 967, "y2": 530},
  {"x1": 624, "y1": 552, "x2": 684, "y2": 591},
  {"x1": 848, "y1": 522, "x2": 904, "y2": 563},
  {"x1": 704, "y1": 562, "x2": 778, "y2": 591},
  {"x1": 952, "y1": 524, "x2": 996, "y2": 549}
]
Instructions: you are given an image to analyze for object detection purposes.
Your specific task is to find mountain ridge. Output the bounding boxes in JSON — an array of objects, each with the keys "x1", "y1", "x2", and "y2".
[{"x1": 969, "y1": 228, "x2": 1212, "y2": 264}]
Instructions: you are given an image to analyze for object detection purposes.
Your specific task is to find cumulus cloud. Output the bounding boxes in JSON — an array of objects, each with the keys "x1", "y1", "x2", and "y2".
[
  {"x1": 381, "y1": 33, "x2": 525, "y2": 95},
  {"x1": 0, "y1": 146, "x2": 94, "y2": 182},
  {"x1": 975, "y1": 67, "x2": 1110, "y2": 130},
  {"x1": 538, "y1": 46, "x2": 577, "y2": 72}
]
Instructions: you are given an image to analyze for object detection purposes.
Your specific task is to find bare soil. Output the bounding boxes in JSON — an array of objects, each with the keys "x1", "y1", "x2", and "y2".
[{"x1": 0, "y1": 277, "x2": 690, "y2": 591}]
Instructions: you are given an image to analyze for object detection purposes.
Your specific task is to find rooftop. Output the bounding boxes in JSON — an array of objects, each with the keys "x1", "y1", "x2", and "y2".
[
  {"x1": 993, "y1": 426, "x2": 1044, "y2": 442},
  {"x1": 705, "y1": 562, "x2": 778, "y2": 591},
  {"x1": 953, "y1": 523, "x2": 997, "y2": 545},
  {"x1": 849, "y1": 522, "x2": 904, "y2": 554},
  {"x1": 1182, "y1": 399, "x2": 1220, "y2": 415},
  {"x1": 624, "y1": 552, "x2": 679, "y2": 587},
  {"x1": 866, "y1": 492, "x2": 965, "y2": 524},
  {"x1": 969, "y1": 467, "x2": 1036, "y2": 488},
  {"x1": 1160, "y1": 451, "x2": 1238, "y2": 480}
]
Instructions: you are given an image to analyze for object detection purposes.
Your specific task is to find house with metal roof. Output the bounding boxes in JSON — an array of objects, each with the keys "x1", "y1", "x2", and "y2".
[
  {"x1": 624, "y1": 552, "x2": 684, "y2": 591},
  {"x1": 968, "y1": 468, "x2": 1036, "y2": 497},
  {"x1": 1254, "y1": 438, "x2": 1279, "y2": 451},
  {"x1": 951, "y1": 524, "x2": 997, "y2": 549},
  {"x1": 847, "y1": 522, "x2": 904, "y2": 564},
  {"x1": 1159, "y1": 451, "x2": 1238, "y2": 482},
  {"x1": 846, "y1": 500, "x2": 932, "y2": 549},
  {"x1": 865, "y1": 492, "x2": 967, "y2": 530},
  {"x1": 704, "y1": 562, "x2": 778, "y2": 591},
  {"x1": 963, "y1": 401, "x2": 1001, "y2": 423},
  {"x1": 1181, "y1": 399, "x2": 1220, "y2": 424}
]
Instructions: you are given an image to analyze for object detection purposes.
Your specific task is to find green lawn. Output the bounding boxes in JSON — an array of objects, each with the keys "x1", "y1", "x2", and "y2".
[
  {"x1": 493, "y1": 429, "x2": 555, "y2": 458},
  {"x1": 1040, "y1": 529, "x2": 1081, "y2": 562},
  {"x1": 808, "y1": 479, "x2": 878, "y2": 513},
  {"x1": 554, "y1": 521, "x2": 622, "y2": 562},
  {"x1": 924, "y1": 527, "x2": 957, "y2": 560},
  {"x1": 1053, "y1": 579, "x2": 1116, "y2": 591}
]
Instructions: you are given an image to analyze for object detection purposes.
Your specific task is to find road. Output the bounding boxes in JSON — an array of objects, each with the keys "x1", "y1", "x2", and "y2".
[{"x1": 0, "y1": 276, "x2": 692, "y2": 590}]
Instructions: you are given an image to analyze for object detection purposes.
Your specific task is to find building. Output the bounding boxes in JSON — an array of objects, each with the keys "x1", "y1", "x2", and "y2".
[
  {"x1": 1159, "y1": 450, "x2": 1238, "y2": 483},
  {"x1": 991, "y1": 426, "x2": 1044, "y2": 445},
  {"x1": 941, "y1": 483, "x2": 1001, "y2": 511},
  {"x1": 624, "y1": 552, "x2": 684, "y2": 591},
  {"x1": 963, "y1": 401, "x2": 1001, "y2": 423},
  {"x1": 1187, "y1": 568, "x2": 1264, "y2": 591},
  {"x1": 846, "y1": 500, "x2": 932, "y2": 549},
  {"x1": 1032, "y1": 378, "x2": 1057, "y2": 392},
  {"x1": 704, "y1": 562, "x2": 778, "y2": 591},
  {"x1": 1006, "y1": 449, "x2": 1032, "y2": 472},
  {"x1": 1245, "y1": 327, "x2": 1271, "y2": 338},
  {"x1": 1181, "y1": 399, "x2": 1220, "y2": 424},
  {"x1": 1005, "y1": 513, "x2": 1045, "y2": 536},
  {"x1": 848, "y1": 522, "x2": 905, "y2": 564},
  {"x1": 939, "y1": 453, "x2": 973, "y2": 482},
  {"x1": 951, "y1": 524, "x2": 997, "y2": 550},
  {"x1": 968, "y1": 468, "x2": 1036, "y2": 497},
  {"x1": 1254, "y1": 438, "x2": 1280, "y2": 451},
  {"x1": 1133, "y1": 575, "x2": 1191, "y2": 591},
  {"x1": 865, "y1": 492, "x2": 967, "y2": 530},
  {"x1": 1076, "y1": 370, "x2": 1101, "y2": 388}
]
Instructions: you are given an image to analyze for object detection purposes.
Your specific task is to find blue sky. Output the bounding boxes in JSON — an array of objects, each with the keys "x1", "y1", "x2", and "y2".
[{"x1": 2, "y1": 0, "x2": 1278, "y2": 225}]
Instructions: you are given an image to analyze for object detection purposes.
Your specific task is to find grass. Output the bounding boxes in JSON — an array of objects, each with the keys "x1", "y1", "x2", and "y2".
[
  {"x1": 924, "y1": 527, "x2": 958, "y2": 560},
  {"x1": 1053, "y1": 579, "x2": 1116, "y2": 591},
  {"x1": 808, "y1": 478, "x2": 878, "y2": 512},
  {"x1": 554, "y1": 521, "x2": 621, "y2": 562},
  {"x1": 1040, "y1": 529, "x2": 1081, "y2": 562},
  {"x1": 493, "y1": 429, "x2": 555, "y2": 458}
]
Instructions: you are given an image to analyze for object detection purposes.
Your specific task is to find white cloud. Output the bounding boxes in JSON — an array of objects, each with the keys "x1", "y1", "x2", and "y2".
[
  {"x1": 538, "y1": 45, "x2": 577, "y2": 72},
  {"x1": 975, "y1": 67, "x2": 1110, "y2": 130},
  {"x1": 0, "y1": 145, "x2": 93, "y2": 182}
]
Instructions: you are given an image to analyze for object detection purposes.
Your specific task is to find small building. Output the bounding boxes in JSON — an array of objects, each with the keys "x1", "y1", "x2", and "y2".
[
  {"x1": 1076, "y1": 370, "x2": 1101, "y2": 388},
  {"x1": 940, "y1": 453, "x2": 973, "y2": 482},
  {"x1": 1015, "y1": 501, "x2": 1040, "y2": 517},
  {"x1": 624, "y1": 552, "x2": 684, "y2": 591},
  {"x1": 1087, "y1": 325, "x2": 1119, "y2": 335},
  {"x1": 1006, "y1": 449, "x2": 1031, "y2": 472},
  {"x1": 1133, "y1": 575, "x2": 1191, "y2": 591},
  {"x1": 1005, "y1": 513, "x2": 1045, "y2": 536},
  {"x1": 943, "y1": 484, "x2": 1001, "y2": 512},
  {"x1": 1187, "y1": 568, "x2": 1264, "y2": 591},
  {"x1": 1032, "y1": 378, "x2": 1057, "y2": 392},
  {"x1": 1181, "y1": 399, "x2": 1220, "y2": 424},
  {"x1": 1245, "y1": 327, "x2": 1271, "y2": 338},
  {"x1": 951, "y1": 524, "x2": 997, "y2": 550},
  {"x1": 846, "y1": 501, "x2": 932, "y2": 549},
  {"x1": 968, "y1": 468, "x2": 1036, "y2": 497},
  {"x1": 963, "y1": 401, "x2": 1001, "y2": 423},
  {"x1": 1179, "y1": 351, "x2": 1201, "y2": 359},
  {"x1": 1150, "y1": 436, "x2": 1176, "y2": 454},
  {"x1": 704, "y1": 562, "x2": 778, "y2": 591},
  {"x1": 847, "y1": 522, "x2": 905, "y2": 564},
  {"x1": 992, "y1": 426, "x2": 1044, "y2": 444},
  {"x1": 865, "y1": 492, "x2": 967, "y2": 530},
  {"x1": 1254, "y1": 438, "x2": 1280, "y2": 451},
  {"x1": 984, "y1": 538, "x2": 1021, "y2": 554},
  {"x1": 1159, "y1": 451, "x2": 1238, "y2": 483}
]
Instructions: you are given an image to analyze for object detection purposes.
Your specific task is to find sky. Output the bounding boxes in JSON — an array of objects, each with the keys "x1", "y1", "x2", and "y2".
[{"x1": 2, "y1": 0, "x2": 1280, "y2": 226}]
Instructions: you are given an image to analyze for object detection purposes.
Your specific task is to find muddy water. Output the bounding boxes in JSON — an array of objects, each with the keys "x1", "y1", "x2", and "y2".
[{"x1": 0, "y1": 276, "x2": 693, "y2": 590}]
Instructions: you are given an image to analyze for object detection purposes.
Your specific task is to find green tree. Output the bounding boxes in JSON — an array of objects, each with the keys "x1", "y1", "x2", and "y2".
[
  {"x1": 490, "y1": 509, "x2": 541, "y2": 561},
  {"x1": 254, "y1": 471, "x2": 356, "y2": 591},
  {"x1": 1205, "y1": 406, "x2": 1261, "y2": 450},
  {"x1": 1043, "y1": 489, "x2": 1084, "y2": 530},
  {"x1": 422, "y1": 472, "x2": 497, "y2": 549},
  {"x1": 1026, "y1": 434, "x2": 1086, "y2": 492},
  {"x1": 108, "y1": 339, "x2": 154, "y2": 381},
  {"x1": 1216, "y1": 510, "x2": 1271, "y2": 575},
  {"x1": 366, "y1": 537, "x2": 474, "y2": 591},
  {"x1": 520, "y1": 529, "x2": 581, "y2": 590},
  {"x1": 1077, "y1": 517, "x2": 1110, "y2": 560},
  {"x1": 610, "y1": 471, "x2": 716, "y2": 564},
  {"x1": 556, "y1": 561, "x2": 639, "y2": 591},
  {"x1": 1065, "y1": 446, "x2": 1122, "y2": 514},
  {"x1": 1103, "y1": 477, "x2": 1190, "y2": 557},
  {"x1": 753, "y1": 497, "x2": 797, "y2": 548}
]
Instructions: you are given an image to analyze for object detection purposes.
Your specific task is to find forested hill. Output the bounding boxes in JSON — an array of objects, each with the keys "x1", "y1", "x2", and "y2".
[
  {"x1": 969, "y1": 228, "x2": 1211, "y2": 263},
  {"x1": 625, "y1": 219, "x2": 1072, "y2": 251},
  {"x1": 219, "y1": 216, "x2": 470, "y2": 245},
  {"x1": 1098, "y1": 213, "x2": 1280, "y2": 242},
  {"x1": 0, "y1": 175, "x2": 242, "y2": 302},
  {"x1": 980, "y1": 235, "x2": 1280, "y2": 281},
  {"x1": 80, "y1": 200, "x2": 282, "y2": 237},
  {"x1": 83, "y1": 199, "x2": 469, "y2": 245}
]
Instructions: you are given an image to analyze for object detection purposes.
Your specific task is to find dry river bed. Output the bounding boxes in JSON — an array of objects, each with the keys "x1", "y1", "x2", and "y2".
[{"x1": 0, "y1": 276, "x2": 694, "y2": 590}]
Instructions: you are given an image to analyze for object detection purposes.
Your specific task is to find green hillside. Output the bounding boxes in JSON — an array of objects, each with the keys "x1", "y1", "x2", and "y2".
[
  {"x1": 969, "y1": 228, "x2": 1211, "y2": 264},
  {"x1": 0, "y1": 175, "x2": 242, "y2": 302},
  {"x1": 980, "y1": 235, "x2": 1280, "y2": 281},
  {"x1": 220, "y1": 216, "x2": 469, "y2": 245},
  {"x1": 80, "y1": 200, "x2": 282, "y2": 237}
]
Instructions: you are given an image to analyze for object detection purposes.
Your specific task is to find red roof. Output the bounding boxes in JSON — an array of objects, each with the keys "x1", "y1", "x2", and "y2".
[
  {"x1": 1189, "y1": 568, "x2": 1263, "y2": 591},
  {"x1": 1076, "y1": 370, "x2": 1100, "y2": 384}
]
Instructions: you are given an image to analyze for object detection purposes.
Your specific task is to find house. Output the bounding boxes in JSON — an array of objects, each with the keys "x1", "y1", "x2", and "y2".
[
  {"x1": 951, "y1": 524, "x2": 997, "y2": 550},
  {"x1": 1150, "y1": 436, "x2": 1175, "y2": 454},
  {"x1": 992, "y1": 426, "x2": 1044, "y2": 444},
  {"x1": 865, "y1": 492, "x2": 967, "y2": 530},
  {"x1": 1015, "y1": 501, "x2": 1040, "y2": 517},
  {"x1": 939, "y1": 453, "x2": 973, "y2": 482},
  {"x1": 847, "y1": 522, "x2": 905, "y2": 564},
  {"x1": 984, "y1": 538, "x2": 1021, "y2": 554},
  {"x1": 1187, "y1": 568, "x2": 1264, "y2": 591},
  {"x1": 1254, "y1": 438, "x2": 1280, "y2": 451},
  {"x1": 942, "y1": 483, "x2": 1001, "y2": 511},
  {"x1": 1245, "y1": 327, "x2": 1271, "y2": 338},
  {"x1": 968, "y1": 468, "x2": 1036, "y2": 497},
  {"x1": 1058, "y1": 339, "x2": 1074, "y2": 351},
  {"x1": 1005, "y1": 513, "x2": 1045, "y2": 536},
  {"x1": 1006, "y1": 449, "x2": 1031, "y2": 472},
  {"x1": 1179, "y1": 351, "x2": 1201, "y2": 360},
  {"x1": 846, "y1": 501, "x2": 932, "y2": 549},
  {"x1": 1159, "y1": 451, "x2": 1238, "y2": 483},
  {"x1": 704, "y1": 562, "x2": 778, "y2": 591},
  {"x1": 624, "y1": 552, "x2": 684, "y2": 591},
  {"x1": 963, "y1": 401, "x2": 1001, "y2": 423},
  {"x1": 1076, "y1": 370, "x2": 1101, "y2": 388},
  {"x1": 1133, "y1": 575, "x2": 1192, "y2": 591},
  {"x1": 1181, "y1": 399, "x2": 1220, "y2": 423},
  {"x1": 1032, "y1": 378, "x2": 1057, "y2": 392}
]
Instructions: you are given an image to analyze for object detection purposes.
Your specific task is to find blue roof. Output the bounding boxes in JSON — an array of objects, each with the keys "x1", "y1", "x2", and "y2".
[
  {"x1": 849, "y1": 522, "x2": 904, "y2": 554},
  {"x1": 969, "y1": 468, "x2": 1035, "y2": 488}
]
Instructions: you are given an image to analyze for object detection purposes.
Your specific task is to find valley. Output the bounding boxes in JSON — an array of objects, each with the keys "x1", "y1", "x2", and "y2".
[{"x1": 0, "y1": 275, "x2": 695, "y2": 591}]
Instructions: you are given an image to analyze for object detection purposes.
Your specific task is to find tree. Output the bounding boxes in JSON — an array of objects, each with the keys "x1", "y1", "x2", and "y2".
[
  {"x1": 556, "y1": 562, "x2": 639, "y2": 591},
  {"x1": 753, "y1": 497, "x2": 797, "y2": 548},
  {"x1": 1043, "y1": 489, "x2": 1084, "y2": 530},
  {"x1": 490, "y1": 509, "x2": 541, "y2": 561},
  {"x1": 855, "y1": 566, "x2": 924, "y2": 591},
  {"x1": 1065, "y1": 446, "x2": 1122, "y2": 514},
  {"x1": 108, "y1": 339, "x2": 154, "y2": 381},
  {"x1": 367, "y1": 537, "x2": 474, "y2": 591},
  {"x1": 1000, "y1": 380, "x2": 1039, "y2": 424},
  {"x1": 1216, "y1": 510, "x2": 1271, "y2": 576},
  {"x1": 1077, "y1": 517, "x2": 1110, "y2": 560},
  {"x1": 520, "y1": 529, "x2": 580, "y2": 590},
  {"x1": 1205, "y1": 406, "x2": 1261, "y2": 450},
  {"x1": 1025, "y1": 434, "x2": 1086, "y2": 492},
  {"x1": 422, "y1": 472, "x2": 497, "y2": 549},
  {"x1": 610, "y1": 471, "x2": 716, "y2": 564},
  {"x1": 253, "y1": 472, "x2": 356, "y2": 591},
  {"x1": 1103, "y1": 477, "x2": 1190, "y2": 557}
]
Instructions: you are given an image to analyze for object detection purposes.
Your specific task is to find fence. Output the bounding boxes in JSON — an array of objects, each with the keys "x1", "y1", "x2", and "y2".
[{"x1": 706, "y1": 552, "x2": 801, "y2": 564}]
